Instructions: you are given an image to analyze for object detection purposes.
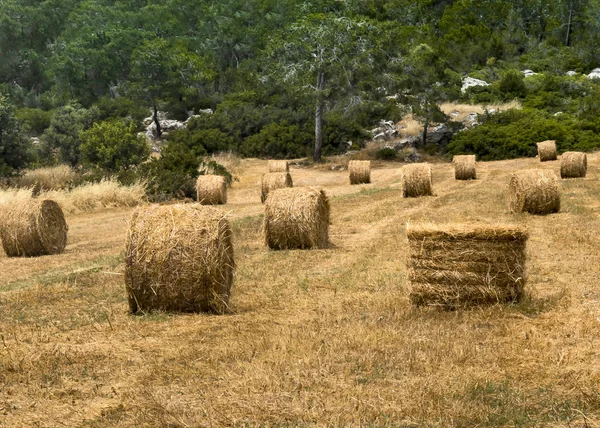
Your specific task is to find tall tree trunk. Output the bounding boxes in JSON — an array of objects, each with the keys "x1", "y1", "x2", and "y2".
[
  {"x1": 422, "y1": 118, "x2": 429, "y2": 147},
  {"x1": 153, "y1": 103, "x2": 162, "y2": 139},
  {"x1": 314, "y1": 72, "x2": 326, "y2": 162},
  {"x1": 565, "y1": 0, "x2": 574, "y2": 46}
]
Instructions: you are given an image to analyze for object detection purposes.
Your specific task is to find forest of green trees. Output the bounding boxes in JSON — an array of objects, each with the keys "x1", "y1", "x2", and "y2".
[{"x1": 2, "y1": 0, "x2": 600, "y2": 196}]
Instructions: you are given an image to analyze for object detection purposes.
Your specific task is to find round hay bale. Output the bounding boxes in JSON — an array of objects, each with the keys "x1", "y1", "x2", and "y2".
[
  {"x1": 0, "y1": 199, "x2": 68, "y2": 257},
  {"x1": 260, "y1": 172, "x2": 293, "y2": 203},
  {"x1": 407, "y1": 223, "x2": 528, "y2": 308},
  {"x1": 560, "y1": 151, "x2": 587, "y2": 178},
  {"x1": 453, "y1": 155, "x2": 476, "y2": 180},
  {"x1": 264, "y1": 187, "x2": 329, "y2": 250},
  {"x1": 268, "y1": 160, "x2": 289, "y2": 172},
  {"x1": 348, "y1": 160, "x2": 371, "y2": 185},
  {"x1": 537, "y1": 140, "x2": 557, "y2": 161},
  {"x1": 196, "y1": 174, "x2": 227, "y2": 205},
  {"x1": 508, "y1": 169, "x2": 560, "y2": 214},
  {"x1": 401, "y1": 163, "x2": 433, "y2": 197},
  {"x1": 125, "y1": 204, "x2": 235, "y2": 314}
]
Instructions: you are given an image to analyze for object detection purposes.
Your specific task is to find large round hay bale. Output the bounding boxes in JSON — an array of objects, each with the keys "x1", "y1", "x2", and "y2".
[
  {"x1": 348, "y1": 160, "x2": 371, "y2": 185},
  {"x1": 125, "y1": 204, "x2": 235, "y2": 314},
  {"x1": 560, "y1": 151, "x2": 587, "y2": 178},
  {"x1": 268, "y1": 160, "x2": 289, "y2": 172},
  {"x1": 407, "y1": 223, "x2": 528, "y2": 308},
  {"x1": 401, "y1": 163, "x2": 433, "y2": 197},
  {"x1": 264, "y1": 187, "x2": 329, "y2": 250},
  {"x1": 537, "y1": 140, "x2": 557, "y2": 161},
  {"x1": 508, "y1": 170, "x2": 560, "y2": 214},
  {"x1": 196, "y1": 174, "x2": 227, "y2": 205},
  {"x1": 453, "y1": 155, "x2": 476, "y2": 180},
  {"x1": 260, "y1": 172, "x2": 293, "y2": 203},
  {"x1": 0, "y1": 199, "x2": 68, "y2": 257}
]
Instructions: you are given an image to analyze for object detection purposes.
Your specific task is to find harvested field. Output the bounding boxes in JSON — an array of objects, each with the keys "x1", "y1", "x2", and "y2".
[{"x1": 1, "y1": 155, "x2": 600, "y2": 426}]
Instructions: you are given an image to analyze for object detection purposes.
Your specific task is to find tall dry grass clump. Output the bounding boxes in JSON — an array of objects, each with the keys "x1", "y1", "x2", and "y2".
[
  {"x1": 402, "y1": 163, "x2": 433, "y2": 197},
  {"x1": 16, "y1": 165, "x2": 77, "y2": 191},
  {"x1": 537, "y1": 140, "x2": 557, "y2": 161},
  {"x1": 196, "y1": 175, "x2": 227, "y2": 205},
  {"x1": 0, "y1": 199, "x2": 68, "y2": 257},
  {"x1": 453, "y1": 155, "x2": 476, "y2": 180},
  {"x1": 348, "y1": 160, "x2": 371, "y2": 185},
  {"x1": 560, "y1": 152, "x2": 587, "y2": 178},
  {"x1": 0, "y1": 187, "x2": 33, "y2": 206},
  {"x1": 125, "y1": 204, "x2": 235, "y2": 314},
  {"x1": 407, "y1": 223, "x2": 528, "y2": 308},
  {"x1": 264, "y1": 187, "x2": 329, "y2": 250},
  {"x1": 508, "y1": 170, "x2": 560, "y2": 215},
  {"x1": 268, "y1": 160, "x2": 289, "y2": 173},
  {"x1": 260, "y1": 172, "x2": 293, "y2": 203}
]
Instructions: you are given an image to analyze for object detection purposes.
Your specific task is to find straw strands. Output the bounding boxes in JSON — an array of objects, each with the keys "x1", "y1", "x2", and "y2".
[
  {"x1": 196, "y1": 174, "x2": 227, "y2": 205},
  {"x1": 537, "y1": 140, "x2": 557, "y2": 161},
  {"x1": 560, "y1": 152, "x2": 587, "y2": 178},
  {"x1": 407, "y1": 223, "x2": 528, "y2": 308},
  {"x1": 0, "y1": 199, "x2": 68, "y2": 257},
  {"x1": 508, "y1": 170, "x2": 560, "y2": 214},
  {"x1": 125, "y1": 204, "x2": 235, "y2": 314},
  {"x1": 348, "y1": 160, "x2": 371, "y2": 185},
  {"x1": 453, "y1": 155, "x2": 476, "y2": 180},
  {"x1": 264, "y1": 187, "x2": 329, "y2": 250},
  {"x1": 268, "y1": 160, "x2": 289, "y2": 172},
  {"x1": 260, "y1": 172, "x2": 293, "y2": 203},
  {"x1": 401, "y1": 163, "x2": 433, "y2": 197}
]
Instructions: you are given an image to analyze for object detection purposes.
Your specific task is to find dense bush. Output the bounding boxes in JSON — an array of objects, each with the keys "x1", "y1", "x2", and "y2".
[
  {"x1": 446, "y1": 109, "x2": 600, "y2": 160},
  {"x1": 240, "y1": 121, "x2": 313, "y2": 158},
  {"x1": 15, "y1": 108, "x2": 53, "y2": 135},
  {"x1": 375, "y1": 147, "x2": 397, "y2": 160}
]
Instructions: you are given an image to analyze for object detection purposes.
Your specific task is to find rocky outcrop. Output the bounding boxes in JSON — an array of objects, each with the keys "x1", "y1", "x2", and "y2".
[
  {"x1": 369, "y1": 120, "x2": 397, "y2": 140},
  {"x1": 143, "y1": 110, "x2": 213, "y2": 141},
  {"x1": 461, "y1": 77, "x2": 489, "y2": 93}
]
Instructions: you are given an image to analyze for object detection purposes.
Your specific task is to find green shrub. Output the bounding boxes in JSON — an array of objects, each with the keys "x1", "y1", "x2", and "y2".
[
  {"x1": 240, "y1": 121, "x2": 313, "y2": 158},
  {"x1": 375, "y1": 147, "x2": 397, "y2": 160},
  {"x1": 498, "y1": 70, "x2": 527, "y2": 99},
  {"x1": 15, "y1": 108, "x2": 53, "y2": 135},
  {"x1": 95, "y1": 96, "x2": 148, "y2": 124}
]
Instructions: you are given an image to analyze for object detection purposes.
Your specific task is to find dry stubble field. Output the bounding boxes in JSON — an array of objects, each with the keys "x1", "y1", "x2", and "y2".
[{"x1": 1, "y1": 155, "x2": 600, "y2": 427}]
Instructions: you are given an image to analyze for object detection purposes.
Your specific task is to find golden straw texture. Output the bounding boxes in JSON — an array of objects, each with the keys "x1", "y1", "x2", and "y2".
[
  {"x1": 268, "y1": 160, "x2": 289, "y2": 172},
  {"x1": 264, "y1": 187, "x2": 329, "y2": 250},
  {"x1": 348, "y1": 160, "x2": 371, "y2": 185},
  {"x1": 125, "y1": 204, "x2": 235, "y2": 314},
  {"x1": 453, "y1": 155, "x2": 477, "y2": 180},
  {"x1": 260, "y1": 172, "x2": 293, "y2": 203},
  {"x1": 402, "y1": 163, "x2": 433, "y2": 197},
  {"x1": 508, "y1": 170, "x2": 560, "y2": 215},
  {"x1": 0, "y1": 199, "x2": 68, "y2": 257},
  {"x1": 537, "y1": 140, "x2": 557, "y2": 162},
  {"x1": 196, "y1": 174, "x2": 227, "y2": 205},
  {"x1": 560, "y1": 152, "x2": 587, "y2": 178},
  {"x1": 407, "y1": 223, "x2": 528, "y2": 308}
]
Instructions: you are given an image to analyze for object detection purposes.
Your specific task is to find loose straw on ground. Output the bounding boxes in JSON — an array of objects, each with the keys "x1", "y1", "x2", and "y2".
[
  {"x1": 508, "y1": 169, "x2": 560, "y2": 214},
  {"x1": 125, "y1": 204, "x2": 235, "y2": 314},
  {"x1": 264, "y1": 187, "x2": 329, "y2": 250},
  {"x1": 453, "y1": 155, "x2": 476, "y2": 180},
  {"x1": 268, "y1": 160, "x2": 289, "y2": 173},
  {"x1": 260, "y1": 172, "x2": 293, "y2": 203},
  {"x1": 402, "y1": 163, "x2": 433, "y2": 197},
  {"x1": 348, "y1": 160, "x2": 371, "y2": 185},
  {"x1": 196, "y1": 174, "x2": 227, "y2": 204},
  {"x1": 0, "y1": 199, "x2": 68, "y2": 257},
  {"x1": 537, "y1": 140, "x2": 557, "y2": 162},
  {"x1": 407, "y1": 223, "x2": 528, "y2": 308},
  {"x1": 560, "y1": 152, "x2": 587, "y2": 178}
]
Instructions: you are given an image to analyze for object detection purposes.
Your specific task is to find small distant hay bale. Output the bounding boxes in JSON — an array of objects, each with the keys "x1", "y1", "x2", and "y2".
[
  {"x1": 268, "y1": 160, "x2": 289, "y2": 172},
  {"x1": 537, "y1": 140, "x2": 557, "y2": 161},
  {"x1": 407, "y1": 223, "x2": 528, "y2": 308},
  {"x1": 0, "y1": 199, "x2": 68, "y2": 257},
  {"x1": 264, "y1": 187, "x2": 329, "y2": 250},
  {"x1": 348, "y1": 160, "x2": 371, "y2": 185},
  {"x1": 560, "y1": 151, "x2": 587, "y2": 178},
  {"x1": 453, "y1": 155, "x2": 477, "y2": 180},
  {"x1": 260, "y1": 172, "x2": 293, "y2": 203},
  {"x1": 401, "y1": 163, "x2": 433, "y2": 197},
  {"x1": 196, "y1": 174, "x2": 227, "y2": 205},
  {"x1": 125, "y1": 204, "x2": 235, "y2": 314},
  {"x1": 508, "y1": 170, "x2": 560, "y2": 215}
]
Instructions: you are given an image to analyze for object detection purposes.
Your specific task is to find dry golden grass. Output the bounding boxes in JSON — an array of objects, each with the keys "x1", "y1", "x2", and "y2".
[
  {"x1": 1, "y1": 156, "x2": 600, "y2": 426},
  {"x1": 15, "y1": 164, "x2": 78, "y2": 190},
  {"x1": 0, "y1": 179, "x2": 146, "y2": 214}
]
